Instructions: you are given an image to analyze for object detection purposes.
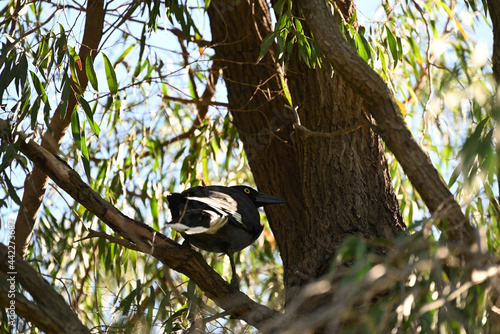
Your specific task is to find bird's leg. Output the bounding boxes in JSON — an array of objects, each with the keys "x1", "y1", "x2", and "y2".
[{"x1": 227, "y1": 251, "x2": 239, "y2": 290}]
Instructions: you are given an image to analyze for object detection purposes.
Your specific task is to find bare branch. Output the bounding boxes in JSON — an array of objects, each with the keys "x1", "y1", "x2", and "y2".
[
  {"x1": 286, "y1": 105, "x2": 367, "y2": 139},
  {"x1": 76, "y1": 229, "x2": 144, "y2": 252},
  {"x1": 161, "y1": 63, "x2": 222, "y2": 146}
]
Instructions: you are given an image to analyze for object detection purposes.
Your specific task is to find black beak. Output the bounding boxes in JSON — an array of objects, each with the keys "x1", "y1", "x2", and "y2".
[{"x1": 254, "y1": 192, "x2": 287, "y2": 207}]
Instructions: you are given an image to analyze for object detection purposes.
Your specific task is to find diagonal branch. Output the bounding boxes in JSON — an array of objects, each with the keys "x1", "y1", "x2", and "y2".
[
  {"x1": 0, "y1": 243, "x2": 90, "y2": 333},
  {"x1": 0, "y1": 119, "x2": 281, "y2": 332},
  {"x1": 297, "y1": 0, "x2": 475, "y2": 244},
  {"x1": 14, "y1": 0, "x2": 105, "y2": 256}
]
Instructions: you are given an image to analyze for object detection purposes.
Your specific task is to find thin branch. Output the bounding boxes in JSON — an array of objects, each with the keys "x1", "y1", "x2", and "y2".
[
  {"x1": 0, "y1": 119, "x2": 282, "y2": 331},
  {"x1": 160, "y1": 63, "x2": 223, "y2": 146},
  {"x1": 1, "y1": 7, "x2": 62, "y2": 56},
  {"x1": 76, "y1": 229, "x2": 144, "y2": 252},
  {"x1": 161, "y1": 93, "x2": 228, "y2": 108},
  {"x1": 178, "y1": 36, "x2": 200, "y2": 100},
  {"x1": 286, "y1": 105, "x2": 367, "y2": 139},
  {"x1": 414, "y1": 1, "x2": 434, "y2": 144}
]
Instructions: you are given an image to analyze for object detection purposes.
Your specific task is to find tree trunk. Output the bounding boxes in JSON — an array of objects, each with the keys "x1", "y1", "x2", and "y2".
[{"x1": 208, "y1": 0, "x2": 405, "y2": 306}]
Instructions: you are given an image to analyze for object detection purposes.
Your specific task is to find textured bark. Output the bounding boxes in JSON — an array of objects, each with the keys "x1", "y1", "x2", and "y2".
[
  {"x1": 0, "y1": 119, "x2": 280, "y2": 331},
  {"x1": 297, "y1": 0, "x2": 475, "y2": 243},
  {"x1": 208, "y1": 0, "x2": 405, "y2": 306},
  {"x1": 488, "y1": 0, "x2": 500, "y2": 84},
  {"x1": 14, "y1": 0, "x2": 105, "y2": 256},
  {"x1": 487, "y1": 0, "x2": 500, "y2": 202}
]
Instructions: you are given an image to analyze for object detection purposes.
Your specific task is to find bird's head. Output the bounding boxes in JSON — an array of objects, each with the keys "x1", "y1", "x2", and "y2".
[{"x1": 231, "y1": 186, "x2": 286, "y2": 208}]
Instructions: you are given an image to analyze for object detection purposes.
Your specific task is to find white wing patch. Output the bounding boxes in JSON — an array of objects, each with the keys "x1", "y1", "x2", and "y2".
[
  {"x1": 170, "y1": 208, "x2": 229, "y2": 235},
  {"x1": 232, "y1": 212, "x2": 243, "y2": 225},
  {"x1": 169, "y1": 195, "x2": 247, "y2": 234},
  {"x1": 169, "y1": 223, "x2": 210, "y2": 234},
  {"x1": 202, "y1": 215, "x2": 228, "y2": 234},
  {"x1": 186, "y1": 196, "x2": 247, "y2": 228}
]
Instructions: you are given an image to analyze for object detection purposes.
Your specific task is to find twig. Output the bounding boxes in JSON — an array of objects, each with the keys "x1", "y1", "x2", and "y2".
[
  {"x1": 286, "y1": 105, "x2": 367, "y2": 139},
  {"x1": 76, "y1": 229, "x2": 145, "y2": 252}
]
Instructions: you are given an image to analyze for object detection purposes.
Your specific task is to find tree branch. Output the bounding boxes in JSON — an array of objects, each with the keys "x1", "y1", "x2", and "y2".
[
  {"x1": 488, "y1": 1, "x2": 500, "y2": 84},
  {"x1": 161, "y1": 63, "x2": 222, "y2": 146},
  {"x1": 0, "y1": 243, "x2": 90, "y2": 333},
  {"x1": 0, "y1": 120, "x2": 281, "y2": 331},
  {"x1": 14, "y1": 0, "x2": 106, "y2": 256},
  {"x1": 297, "y1": 0, "x2": 475, "y2": 244},
  {"x1": 487, "y1": 0, "x2": 500, "y2": 200}
]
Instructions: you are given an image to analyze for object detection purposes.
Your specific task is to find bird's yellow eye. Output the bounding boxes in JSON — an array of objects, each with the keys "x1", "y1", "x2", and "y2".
[{"x1": 244, "y1": 188, "x2": 251, "y2": 194}]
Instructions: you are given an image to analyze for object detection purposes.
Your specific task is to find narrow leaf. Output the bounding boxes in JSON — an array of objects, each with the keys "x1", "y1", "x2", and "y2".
[
  {"x1": 85, "y1": 55, "x2": 98, "y2": 91},
  {"x1": 78, "y1": 95, "x2": 101, "y2": 136},
  {"x1": 102, "y1": 53, "x2": 118, "y2": 94},
  {"x1": 3, "y1": 172, "x2": 22, "y2": 205},
  {"x1": 115, "y1": 44, "x2": 135, "y2": 65},
  {"x1": 385, "y1": 26, "x2": 398, "y2": 65},
  {"x1": 68, "y1": 45, "x2": 82, "y2": 70},
  {"x1": 59, "y1": 75, "x2": 71, "y2": 119},
  {"x1": 355, "y1": 34, "x2": 368, "y2": 62},
  {"x1": 30, "y1": 71, "x2": 47, "y2": 102},
  {"x1": 80, "y1": 119, "x2": 91, "y2": 180},
  {"x1": 201, "y1": 144, "x2": 209, "y2": 184},
  {"x1": 71, "y1": 109, "x2": 82, "y2": 149},
  {"x1": 259, "y1": 32, "x2": 277, "y2": 61},
  {"x1": 151, "y1": 189, "x2": 159, "y2": 230}
]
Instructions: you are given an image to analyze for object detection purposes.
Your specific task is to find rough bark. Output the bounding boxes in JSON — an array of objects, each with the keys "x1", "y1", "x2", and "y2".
[
  {"x1": 488, "y1": 1, "x2": 500, "y2": 84},
  {"x1": 14, "y1": 0, "x2": 105, "y2": 256},
  {"x1": 0, "y1": 119, "x2": 280, "y2": 331},
  {"x1": 297, "y1": 0, "x2": 475, "y2": 243},
  {"x1": 207, "y1": 0, "x2": 405, "y2": 306}
]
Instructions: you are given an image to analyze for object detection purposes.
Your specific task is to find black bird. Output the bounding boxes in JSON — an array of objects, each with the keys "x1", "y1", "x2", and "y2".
[{"x1": 167, "y1": 185, "x2": 286, "y2": 288}]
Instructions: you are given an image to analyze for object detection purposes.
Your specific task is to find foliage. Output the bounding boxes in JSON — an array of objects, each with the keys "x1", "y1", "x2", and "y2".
[
  {"x1": 0, "y1": 0, "x2": 498, "y2": 333},
  {"x1": 281, "y1": 228, "x2": 500, "y2": 333}
]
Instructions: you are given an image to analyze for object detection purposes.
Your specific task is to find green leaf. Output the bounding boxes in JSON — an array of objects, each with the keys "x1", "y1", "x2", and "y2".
[
  {"x1": 102, "y1": 53, "x2": 118, "y2": 94},
  {"x1": 55, "y1": 24, "x2": 68, "y2": 66},
  {"x1": 30, "y1": 71, "x2": 47, "y2": 103},
  {"x1": 68, "y1": 45, "x2": 82, "y2": 70},
  {"x1": 78, "y1": 95, "x2": 100, "y2": 136},
  {"x1": 115, "y1": 43, "x2": 135, "y2": 65},
  {"x1": 294, "y1": 18, "x2": 303, "y2": 33},
  {"x1": 151, "y1": 189, "x2": 159, "y2": 230},
  {"x1": 71, "y1": 107, "x2": 90, "y2": 180},
  {"x1": 80, "y1": 120, "x2": 91, "y2": 181},
  {"x1": 30, "y1": 96, "x2": 41, "y2": 129},
  {"x1": 273, "y1": 0, "x2": 288, "y2": 14},
  {"x1": 355, "y1": 34, "x2": 369, "y2": 62},
  {"x1": 59, "y1": 74, "x2": 71, "y2": 119},
  {"x1": 120, "y1": 287, "x2": 137, "y2": 316},
  {"x1": 3, "y1": 172, "x2": 22, "y2": 205},
  {"x1": 259, "y1": 32, "x2": 277, "y2": 61},
  {"x1": 280, "y1": 74, "x2": 293, "y2": 106},
  {"x1": 71, "y1": 109, "x2": 82, "y2": 149},
  {"x1": 15, "y1": 54, "x2": 29, "y2": 95},
  {"x1": 386, "y1": 26, "x2": 398, "y2": 66},
  {"x1": 85, "y1": 54, "x2": 98, "y2": 91},
  {"x1": 201, "y1": 144, "x2": 209, "y2": 183}
]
